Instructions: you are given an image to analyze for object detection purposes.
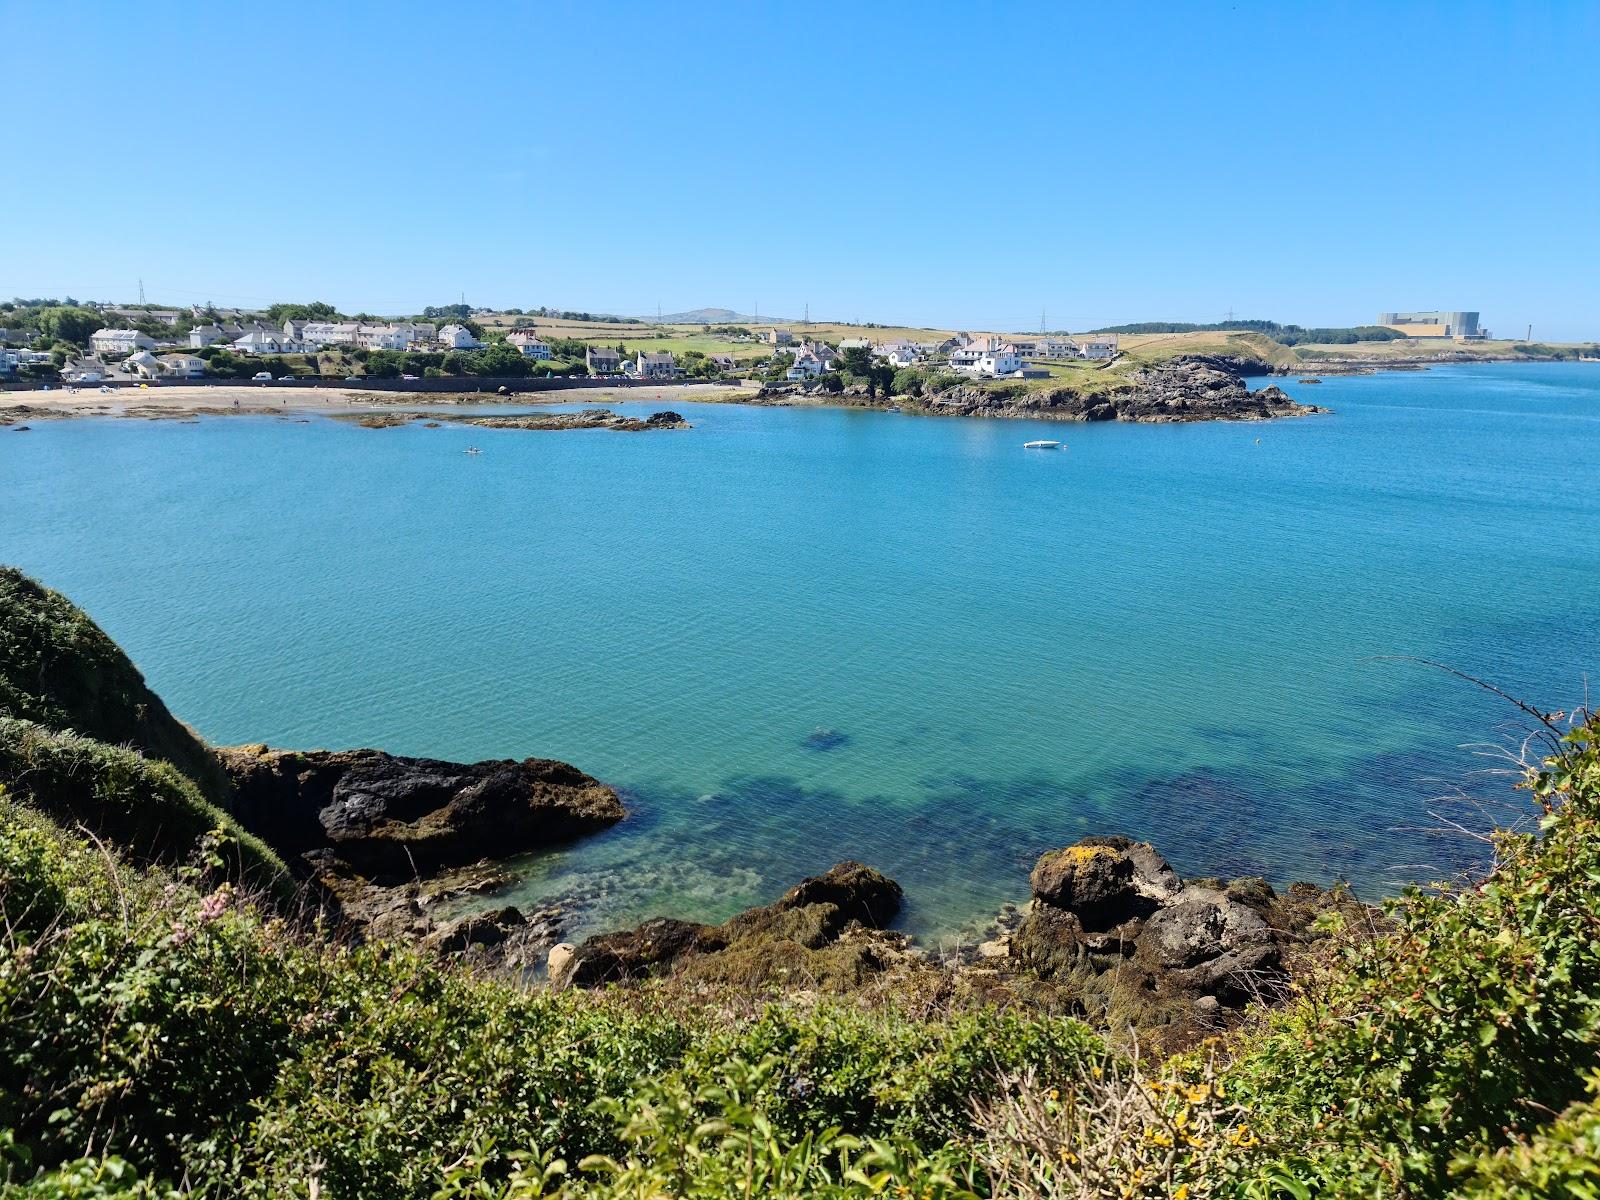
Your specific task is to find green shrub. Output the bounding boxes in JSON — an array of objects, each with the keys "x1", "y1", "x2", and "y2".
[
  {"x1": 0, "y1": 719, "x2": 287, "y2": 892},
  {"x1": 1229, "y1": 710, "x2": 1600, "y2": 1196},
  {"x1": 0, "y1": 569, "x2": 228, "y2": 801}
]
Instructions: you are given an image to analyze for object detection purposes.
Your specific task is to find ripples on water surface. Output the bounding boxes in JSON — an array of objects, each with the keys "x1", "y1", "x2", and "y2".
[{"x1": 5, "y1": 364, "x2": 1598, "y2": 942}]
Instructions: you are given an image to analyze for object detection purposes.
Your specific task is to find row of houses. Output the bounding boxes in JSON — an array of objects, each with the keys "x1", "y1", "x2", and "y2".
[
  {"x1": 83, "y1": 319, "x2": 498, "y2": 362},
  {"x1": 759, "y1": 329, "x2": 1119, "y2": 378}
]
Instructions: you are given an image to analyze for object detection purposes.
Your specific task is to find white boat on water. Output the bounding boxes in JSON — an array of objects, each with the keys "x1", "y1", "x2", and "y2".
[
  {"x1": 1023, "y1": 439, "x2": 1061, "y2": 449},
  {"x1": 464, "y1": 447, "x2": 483, "y2": 455}
]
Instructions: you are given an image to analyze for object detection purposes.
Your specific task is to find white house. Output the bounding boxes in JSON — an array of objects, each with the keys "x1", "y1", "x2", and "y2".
[
  {"x1": 948, "y1": 346, "x2": 984, "y2": 372},
  {"x1": 440, "y1": 323, "x2": 481, "y2": 350},
  {"x1": 358, "y1": 325, "x2": 412, "y2": 351},
  {"x1": 189, "y1": 324, "x2": 228, "y2": 348},
  {"x1": 1038, "y1": 338, "x2": 1079, "y2": 359},
  {"x1": 507, "y1": 331, "x2": 552, "y2": 360},
  {"x1": 233, "y1": 330, "x2": 287, "y2": 355},
  {"x1": 62, "y1": 359, "x2": 108, "y2": 383},
  {"x1": 90, "y1": 329, "x2": 157, "y2": 357},
  {"x1": 876, "y1": 339, "x2": 923, "y2": 368},
  {"x1": 1078, "y1": 336, "x2": 1117, "y2": 360},
  {"x1": 635, "y1": 350, "x2": 676, "y2": 379},
  {"x1": 786, "y1": 354, "x2": 825, "y2": 380},
  {"x1": 124, "y1": 350, "x2": 164, "y2": 379},
  {"x1": 974, "y1": 346, "x2": 1023, "y2": 377},
  {"x1": 157, "y1": 353, "x2": 207, "y2": 378},
  {"x1": 302, "y1": 321, "x2": 363, "y2": 347}
]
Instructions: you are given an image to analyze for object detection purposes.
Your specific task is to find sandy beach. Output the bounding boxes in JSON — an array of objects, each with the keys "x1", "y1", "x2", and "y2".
[{"x1": 0, "y1": 381, "x2": 744, "y2": 424}]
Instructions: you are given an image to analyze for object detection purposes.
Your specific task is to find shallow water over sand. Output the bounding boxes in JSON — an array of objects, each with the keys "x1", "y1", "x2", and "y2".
[{"x1": 5, "y1": 363, "x2": 1598, "y2": 943}]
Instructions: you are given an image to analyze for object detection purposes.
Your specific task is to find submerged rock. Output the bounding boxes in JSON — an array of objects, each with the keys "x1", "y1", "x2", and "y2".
[{"x1": 803, "y1": 726, "x2": 850, "y2": 751}]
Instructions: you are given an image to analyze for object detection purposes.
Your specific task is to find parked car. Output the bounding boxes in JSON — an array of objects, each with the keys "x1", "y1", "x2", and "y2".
[
  {"x1": 401, "y1": 374, "x2": 418, "y2": 380},
  {"x1": 251, "y1": 371, "x2": 272, "y2": 382},
  {"x1": 276, "y1": 375, "x2": 297, "y2": 384}
]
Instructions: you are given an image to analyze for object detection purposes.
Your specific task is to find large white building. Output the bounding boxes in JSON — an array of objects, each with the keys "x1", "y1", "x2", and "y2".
[
  {"x1": 90, "y1": 329, "x2": 157, "y2": 356},
  {"x1": 302, "y1": 321, "x2": 363, "y2": 347}
]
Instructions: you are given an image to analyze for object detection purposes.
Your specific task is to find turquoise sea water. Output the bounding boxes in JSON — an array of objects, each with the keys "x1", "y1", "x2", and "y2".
[{"x1": 4, "y1": 363, "x2": 1598, "y2": 944}]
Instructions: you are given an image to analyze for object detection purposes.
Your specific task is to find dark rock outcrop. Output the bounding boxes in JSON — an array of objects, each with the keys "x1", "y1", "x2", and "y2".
[
  {"x1": 550, "y1": 860, "x2": 906, "y2": 990},
  {"x1": 899, "y1": 356, "x2": 1320, "y2": 425},
  {"x1": 1003, "y1": 837, "x2": 1346, "y2": 1019},
  {"x1": 220, "y1": 744, "x2": 625, "y2": 881}
]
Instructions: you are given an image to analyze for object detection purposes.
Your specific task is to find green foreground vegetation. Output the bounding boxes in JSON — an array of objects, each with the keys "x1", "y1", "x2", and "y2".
[{"x1": 2, "y1": 568, "x2": 1599, "y2": 1197}]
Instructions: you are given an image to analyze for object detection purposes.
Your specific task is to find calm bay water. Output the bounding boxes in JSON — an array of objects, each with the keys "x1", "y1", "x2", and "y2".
[{"x1": 4, "y1": 363, "x2": 1598, "y2": 943}]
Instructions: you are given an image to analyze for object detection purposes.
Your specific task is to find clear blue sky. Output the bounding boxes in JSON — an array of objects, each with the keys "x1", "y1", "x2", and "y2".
[{"x1": 4, "y1": 0, "x2": 1597, "y2": 338}]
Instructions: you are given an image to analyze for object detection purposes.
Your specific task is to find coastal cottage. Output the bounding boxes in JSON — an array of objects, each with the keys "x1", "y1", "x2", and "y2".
[
  {"x1": 765, "y1": 328, "x2": 794, "y2": 346},
  {"x1": 62, "y1": 359, "x2": 108, "y2": 383},
  {"x1": 1079, "y1": 336, "x2": 1117, "y2": 360},
  {"x1": 188, "y1": 324, "x2": 227, "y2": 348},
  {"x1": 440, "y1": 323, "x2": 481, "y2": 350},
  {"x1": 786, "y1": 353, "x2": 826, "y2": 380},
  {"x1": 974, "y1": 346, "x2": 1023, "y2": 377},
  {"x1": 508, "y1": 330, "x2": 552, "y2": 360},
  {"x1": 157, "y1": 353, "x2": 206, "y2": 378},
  {"x1": 876, "y1": 339, "x2": 922, "y2": 368},
  {"x1": 1038, "y1": 337, "x2": 1079, "y2": 359},
  {"x1": 585, "y1": 346, "x2": 621, "y2": 374},
  {"x1": 124, "y1": 350, "x2": 164, "y2": 379},
  {"x1": 635, "y1": 350, "x2": 676, "y2": 379},
  {"x1": 709, "y1": 353, "x2": 738, "y2": 373},
  {"x1": 785, "y1": 342, "x2": 834, "y2": 380},
  {"x1": 232, "y1": 330, "x2": 288, "y2": 355},
  {"x1": 948, "y1": 345, "x2": 984, "y2": 372},
  {"x1": 90, "y1": 328, "x2": 157, "y2": 356}
]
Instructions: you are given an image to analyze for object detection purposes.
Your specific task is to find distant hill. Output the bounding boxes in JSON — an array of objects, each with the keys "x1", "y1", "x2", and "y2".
[{"x1": 650, "y1": 307, "x2": 790, "y2": 325}]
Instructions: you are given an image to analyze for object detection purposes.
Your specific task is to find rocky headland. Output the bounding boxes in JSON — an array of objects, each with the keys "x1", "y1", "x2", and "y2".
[{"x1": 804, "y1": 355, "x2": 1323, "y2": 424}]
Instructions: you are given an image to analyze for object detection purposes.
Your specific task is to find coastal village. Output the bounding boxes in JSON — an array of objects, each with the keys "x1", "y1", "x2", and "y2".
[
  {"x1": 0, "y1": 298, "x2": 1126, "y2": 387},
  {"x1": 1, "y1": 302, "x2": 1567, "y2": 402}
]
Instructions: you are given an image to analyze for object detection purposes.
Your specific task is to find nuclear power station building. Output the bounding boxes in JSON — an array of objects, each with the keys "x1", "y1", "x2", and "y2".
[{"x1": 1378, "y1": 311, "x2": 1488, "y2": 340}]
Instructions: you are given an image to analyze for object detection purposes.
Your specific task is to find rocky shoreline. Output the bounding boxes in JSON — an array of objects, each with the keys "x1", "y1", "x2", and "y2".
[
  {"x1": 770, "y1": 355, "x2": 1325, "y2": 424},
  {"x1": 194, "y1": 735, "x2": 1358, "y2": 1043},
  {"x1": 338, "y1": 407, "x2": 690, "y2": 432}
]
